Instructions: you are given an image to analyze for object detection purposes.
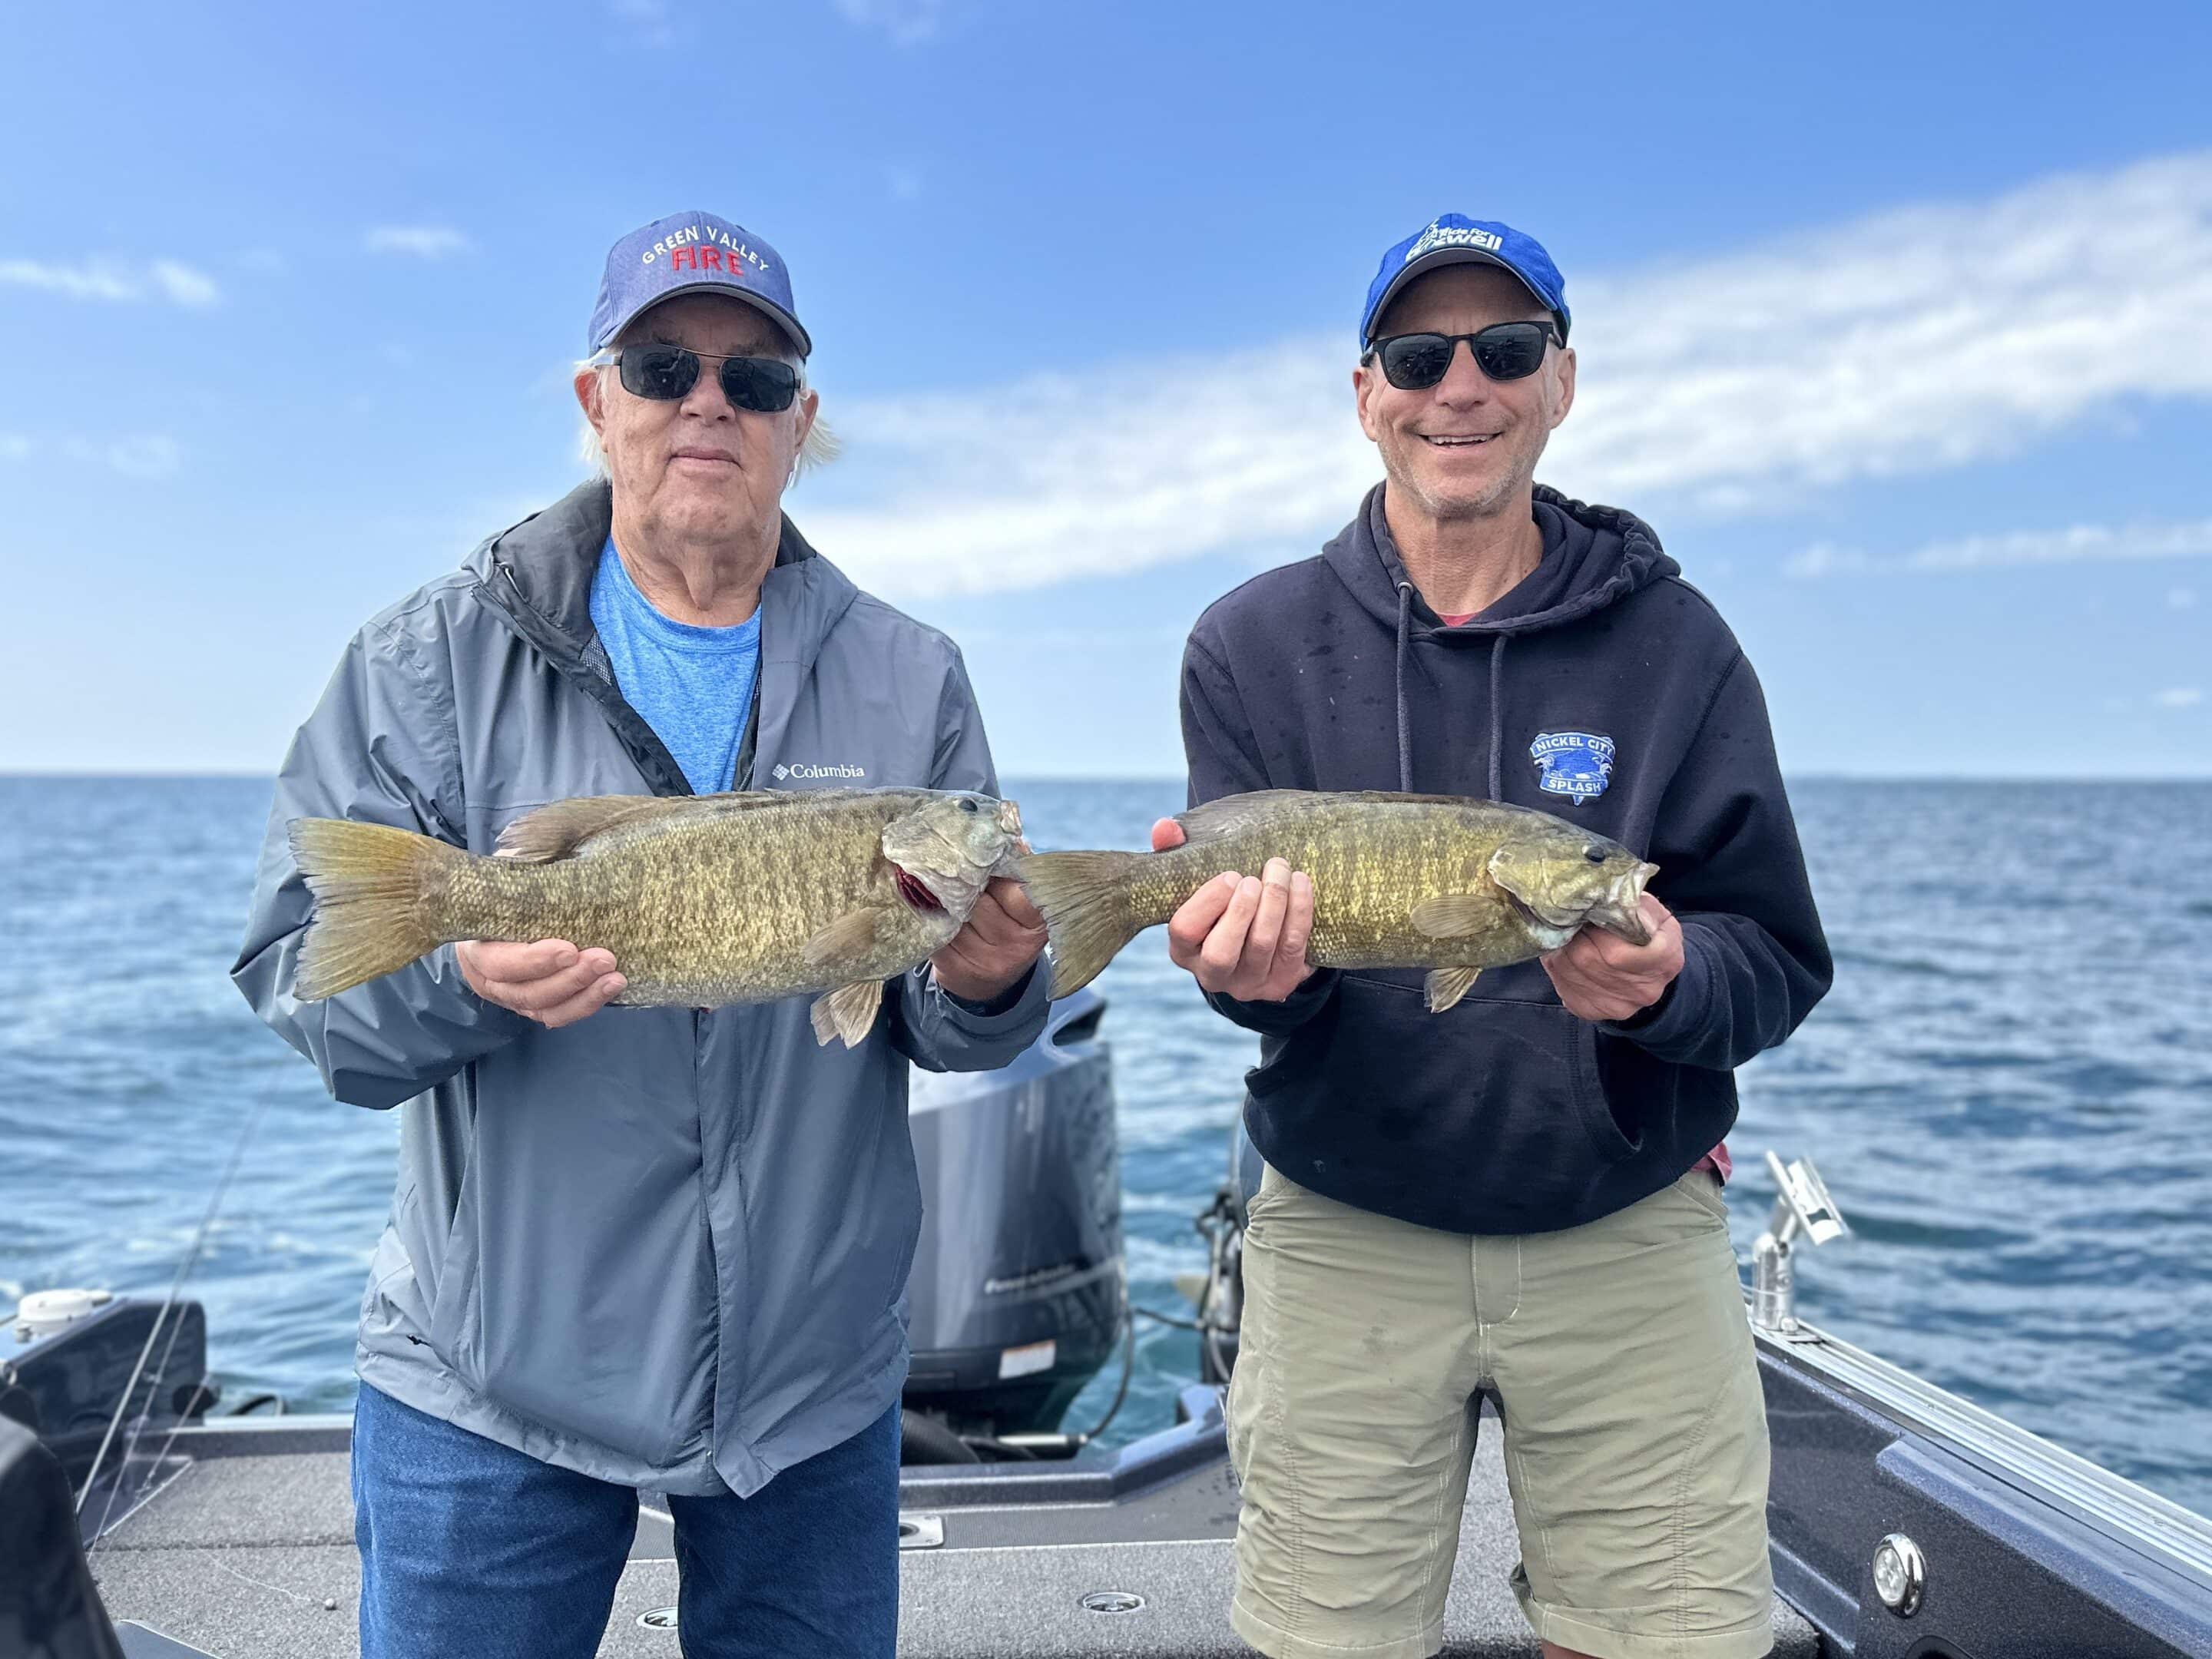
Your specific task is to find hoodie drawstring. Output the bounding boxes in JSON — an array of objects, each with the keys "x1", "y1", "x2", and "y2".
[
  {"x1": 1395, "y1": 581, "x2": 1512, "y2": 802},
  {"x1": 1488, "y1": 634, "x2": 1508, "y2": 802},
  {"x1": 1394, "y1": 582, "x2": 1414, "y2": 793}
]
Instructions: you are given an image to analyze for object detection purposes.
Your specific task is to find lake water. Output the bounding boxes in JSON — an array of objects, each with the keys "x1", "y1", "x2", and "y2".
[{"x1": 2, "y1": 776, "x2": 2208, "y2": 1514}]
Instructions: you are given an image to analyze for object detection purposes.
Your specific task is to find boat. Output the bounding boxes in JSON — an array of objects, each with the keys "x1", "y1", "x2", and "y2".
[{"x1": 5, "y1": 993, "x2": 2210, "y2": 1657}]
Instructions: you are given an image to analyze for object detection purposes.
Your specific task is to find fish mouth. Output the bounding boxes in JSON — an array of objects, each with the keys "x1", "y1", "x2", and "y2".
[
  {"x1": 893, "y1": 864, "x2": 946, "y2": 914},
  {"x1": 1586, "y1": 861, "x2": 1660, "y2": 945}
]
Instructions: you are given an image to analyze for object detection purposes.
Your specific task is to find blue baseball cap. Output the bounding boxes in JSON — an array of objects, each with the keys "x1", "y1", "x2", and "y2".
[
  {"x1": 588, "y1": 210, "x2": 812, "y2": 359},
  {"x1": 1359, "y1": 214, "x2": 1570, "y2": 349}
]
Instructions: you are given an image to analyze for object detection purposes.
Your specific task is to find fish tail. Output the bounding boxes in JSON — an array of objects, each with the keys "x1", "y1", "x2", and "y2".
[
  {"x1": 1014, "y1": 849, "x2": 1146, "y2": 998},
  {"x1": 287, "y1": 818, "x2": 466, "y2": 999}
]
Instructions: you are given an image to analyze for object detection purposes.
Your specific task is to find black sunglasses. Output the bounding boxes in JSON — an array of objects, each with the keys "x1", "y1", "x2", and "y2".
[
  {"x1": 612, "y1": 344, "x2": 801, "y2": 412},
  {"x1": 1365, "y1": 320, "x2": 1564, "y2": 390}
]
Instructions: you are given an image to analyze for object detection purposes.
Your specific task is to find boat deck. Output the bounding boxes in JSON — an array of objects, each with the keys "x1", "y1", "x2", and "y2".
[{"x1": 86, "y1": 1406, "x2": 1822, "y2": 1658}]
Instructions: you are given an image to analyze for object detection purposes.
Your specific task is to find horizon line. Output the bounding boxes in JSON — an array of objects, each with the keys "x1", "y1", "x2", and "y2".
[{"x1": 3, "y1": 769, "x2": 2209, "y2": 786}]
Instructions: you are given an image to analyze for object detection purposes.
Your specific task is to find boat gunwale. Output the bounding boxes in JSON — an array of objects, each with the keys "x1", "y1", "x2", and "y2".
[{"x1": 1753, "y1": 1310, "x2": 2212, "y2": 1590}]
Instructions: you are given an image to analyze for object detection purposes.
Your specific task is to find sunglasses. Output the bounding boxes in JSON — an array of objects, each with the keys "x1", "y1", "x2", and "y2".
[
  {"x1": 612, "y1": 344, "x2": 801, "y2": 412},
  {"x1": 1365, "y1": 320, "x2": 1564, "y2": 390}
]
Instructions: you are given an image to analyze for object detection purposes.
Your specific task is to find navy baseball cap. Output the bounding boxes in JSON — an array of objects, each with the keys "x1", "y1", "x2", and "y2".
[
  {"x1": 1360, "y1": 214, "x2": 1570, "y2": 349},
  {"x1": 588, "y1": 210, "x2": 812, "y2": 359}
]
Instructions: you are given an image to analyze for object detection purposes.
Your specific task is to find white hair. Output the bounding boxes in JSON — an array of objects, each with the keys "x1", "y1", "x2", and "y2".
[{"x1": 575, "y1": 348, "x2": 841, "y2": 482}]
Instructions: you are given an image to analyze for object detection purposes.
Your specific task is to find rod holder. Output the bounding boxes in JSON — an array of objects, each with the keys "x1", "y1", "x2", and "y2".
[{"x1": 1750, "y1": 1150, "x2": 1849, "y2": 1336}]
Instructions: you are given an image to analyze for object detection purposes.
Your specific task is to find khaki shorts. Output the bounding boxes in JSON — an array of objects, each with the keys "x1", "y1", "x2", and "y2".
[{"x1": 1227, "y1": 1161, "x2": 1772, "y2": 1659}]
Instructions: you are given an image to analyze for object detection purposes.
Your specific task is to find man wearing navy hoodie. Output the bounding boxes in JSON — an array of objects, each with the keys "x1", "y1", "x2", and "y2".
[{"x1": 1154, "y1": 218, "x2": 1831, "y2": 1659}]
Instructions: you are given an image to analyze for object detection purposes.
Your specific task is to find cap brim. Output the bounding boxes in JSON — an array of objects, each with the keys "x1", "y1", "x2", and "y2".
[
  {"x1": 1365, "y1": 250, "x2": 1556, "y2": 345},
  {"x1": 599, "y1": 281, "x2": 813, "y2": 359}
]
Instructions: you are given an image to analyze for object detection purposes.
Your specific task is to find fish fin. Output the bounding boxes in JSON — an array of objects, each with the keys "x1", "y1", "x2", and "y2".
[
  {"x1": 1171, "y1": 790, "x2": 1316, "y2": 846},
  {"x1": 1173, "y1": 788, "x2": 1526, "y2": 846},
  {"x1": 1013, "y1": 849, "x2": 1145, "y2": 997},
  {"x1": 810, "y1": 979, "x2": 884, "y2": 1048},
  {"x1": 1410, "y1": 892, "x2": 1492, "y2": 937},
  {"x1": 802, "y1": 907, "x2": 880, "y2": 969},
  {"x1": 495, "y1": 791, "x2": 800, "y2": 863},
  {"x1": 1181, "y1": 792, "x2": 1510, "y2": 843},
  {"x1": 287, "y1": 818, "x2": 466, "y2": 999},
  {"x1": 1328, "y1": 790, "x2": 1505, "y2": 806},
  {"x1": 1425, "y1": 966, "x2": 1482, "y2": 1013}
]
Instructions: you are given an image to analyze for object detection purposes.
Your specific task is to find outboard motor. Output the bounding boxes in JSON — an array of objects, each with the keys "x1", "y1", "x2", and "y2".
[
  {"x1": 901, "y1": 990, "x2": 1124, "y2": 1458},
  {"x1": 4, "y1": 1291, "x2": 216, "y2": 1533}
]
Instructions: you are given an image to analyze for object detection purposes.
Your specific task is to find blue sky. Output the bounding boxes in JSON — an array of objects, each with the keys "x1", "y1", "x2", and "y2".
[{"x1": 4, "y1": 0, "x2": 2209, "y2": 778}]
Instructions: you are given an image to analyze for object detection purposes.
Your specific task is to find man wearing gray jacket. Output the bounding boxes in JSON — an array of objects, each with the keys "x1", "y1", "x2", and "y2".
[{"x1": 233, "y1": 210, "x2": 1049, "y2": 1659}]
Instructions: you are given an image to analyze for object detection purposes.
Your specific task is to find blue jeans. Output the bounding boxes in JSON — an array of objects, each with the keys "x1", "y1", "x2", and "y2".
[{"x1": 351, "y1": 1383, "x2": 899, "y2": 1659}]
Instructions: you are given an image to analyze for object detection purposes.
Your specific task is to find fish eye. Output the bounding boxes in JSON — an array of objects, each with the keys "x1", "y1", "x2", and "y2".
[
  {"x1": 960, "y1": 799, "x2": 979, "y2": 814},
  {"x1": 1583, "y1": 846, "x2": 1606, "y2": 863}
]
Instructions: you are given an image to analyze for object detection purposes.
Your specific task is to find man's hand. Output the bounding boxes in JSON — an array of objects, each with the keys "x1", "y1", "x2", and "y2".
[
  {"x1": 1541, "y1": 894, "x2": 1684, "y2": 1022},
  {"x1": 457, "y1": 939, "x2": 625, "y2": 1028},
  {"x1": 1154, "y1": 817, "x2": 1316, "y2": 1002},
  {"x1": 931, "y1": 876, "x2": 1048, "y2": 1004}
]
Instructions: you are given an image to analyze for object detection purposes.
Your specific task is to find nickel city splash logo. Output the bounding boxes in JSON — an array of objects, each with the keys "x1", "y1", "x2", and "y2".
[{"x1": 1529, "y1": 732, "x2": 1614, "y2": 804}]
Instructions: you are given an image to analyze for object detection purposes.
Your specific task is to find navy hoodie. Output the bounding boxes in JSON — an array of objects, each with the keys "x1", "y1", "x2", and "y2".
[{"x1": 1181, "y1": 482, "x2": 1832, "y2": 1236}]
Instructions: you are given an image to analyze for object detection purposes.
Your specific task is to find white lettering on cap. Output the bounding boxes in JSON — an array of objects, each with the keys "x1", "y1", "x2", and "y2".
[
  {"x1": 641, "y1": 225, "x2": 704, "y2": 266},
  {"x1": 1405, "y1": 222, "x2": 1505, "y2": 263}
]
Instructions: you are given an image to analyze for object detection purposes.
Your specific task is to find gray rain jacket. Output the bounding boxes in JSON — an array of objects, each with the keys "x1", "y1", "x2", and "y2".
[{"x1": 233, "y1": 480, "x2": 1050, "y2": 1495}]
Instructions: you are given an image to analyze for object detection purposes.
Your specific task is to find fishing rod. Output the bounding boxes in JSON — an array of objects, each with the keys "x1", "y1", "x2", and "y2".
[{"x1": 76, "y1": 1084, "x2": 277, "y2": 1544}]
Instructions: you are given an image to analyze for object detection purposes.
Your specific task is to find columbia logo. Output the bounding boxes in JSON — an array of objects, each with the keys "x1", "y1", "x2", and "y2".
[{"x1": 773, "y1": 761, "x2": 866, "y2": 782}]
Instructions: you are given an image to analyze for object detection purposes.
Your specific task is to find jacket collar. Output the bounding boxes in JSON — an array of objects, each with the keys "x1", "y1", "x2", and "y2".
[
  {"x1": 465, "y1": 479, "x2": 856, "y2": 796},
  {"x1": 472, "y1": 479, "x2": 826, "y2": 654}
]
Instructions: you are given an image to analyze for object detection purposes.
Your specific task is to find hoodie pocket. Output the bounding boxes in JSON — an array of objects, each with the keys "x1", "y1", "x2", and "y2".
[{"x1": 1243, "y1": 971, "x2": 1635, "y2": 1229}]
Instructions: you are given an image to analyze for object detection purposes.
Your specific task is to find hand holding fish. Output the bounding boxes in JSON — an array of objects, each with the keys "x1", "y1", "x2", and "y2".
[
  {"x1": 456, "y1": 939, "x2": 626, "y2": 1029},
  {"x1": 1541, "y1": 894, "x2": 1683, "y2": 1022},
  {"x1": 1151, "y1": 820, "x2": 1317, "y2": 1002},
  {"x1": 930, "y1": 876, "x2": 1049, "y2": 1002}
]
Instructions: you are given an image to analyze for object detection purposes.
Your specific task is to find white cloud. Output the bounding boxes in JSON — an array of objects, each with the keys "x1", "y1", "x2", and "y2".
[
  {"x1": 1786, "y1": 517, "x2": 2212, "y2": 579},
  {"x1": 1781, "y1": 542, "x2": 1871, "y2": 580},
  {"x1": 364, "y1": 226, "x2": 472, "y2": 260},
  {"x1": 799, "y1": 150, "x2": 2212, "y2": 600},
  {"x1": 833, "y1": 0, "x2": 943, "y2": 44},
  {"x1": 608, "y1": 0, "x2": 676, "y2": 46},
  {"x1": 0, "y1": 432, "x2": 181, "y2": 474},
  {"x1": 104, "y1": 435, "x2": 183, "y2": 478},
  {"x1": 58, "y1": 435, "x2": 182, "y2": 478},
  {"x1": 0, "y1": 257, "x2": 220, "y2": 306},
  {"x1": 2154, "y1": 686, "x2": 2205, "y2": 709},
  {"x1": 151, "y1": 260, "x2": 220, "y2": 305}
]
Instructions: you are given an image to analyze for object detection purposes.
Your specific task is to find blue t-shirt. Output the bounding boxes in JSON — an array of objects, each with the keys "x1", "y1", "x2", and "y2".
[{"x1": 589, "y1": 538, "x2": 761, "y2": 795}]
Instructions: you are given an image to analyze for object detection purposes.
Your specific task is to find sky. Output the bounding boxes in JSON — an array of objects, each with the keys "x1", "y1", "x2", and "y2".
[{"x1": 3, "y1": 0, "x2": 2210, "y2": 779}]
